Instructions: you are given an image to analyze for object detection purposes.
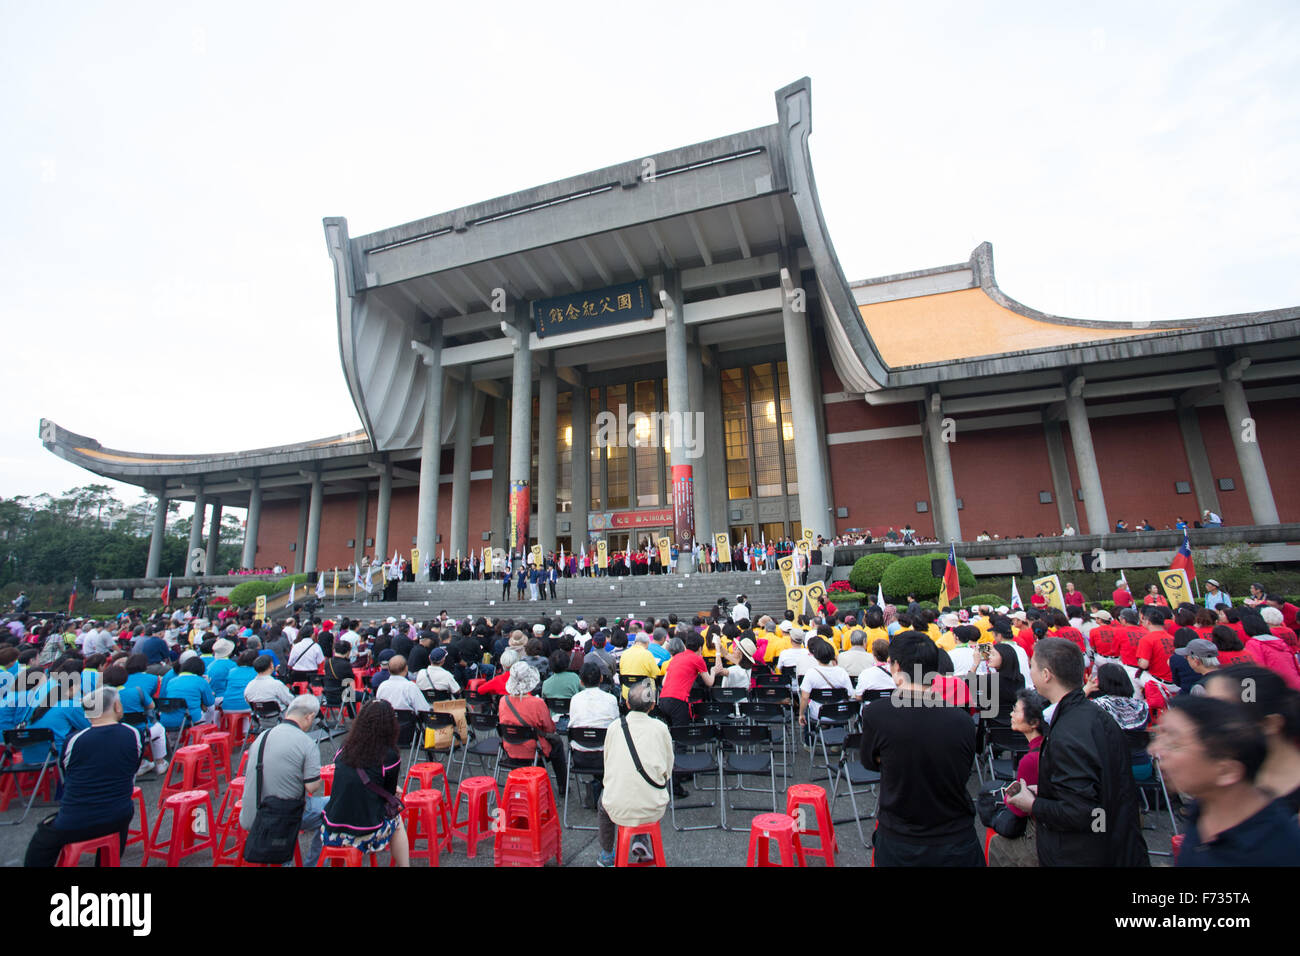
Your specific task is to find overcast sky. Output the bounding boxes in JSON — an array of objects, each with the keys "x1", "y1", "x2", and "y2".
[{"x1": 4, "y1": 1, "x2": 1297, "y2": 519}]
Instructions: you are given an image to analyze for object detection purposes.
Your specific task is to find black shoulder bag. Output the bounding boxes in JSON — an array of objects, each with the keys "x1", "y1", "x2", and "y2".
[
  {"x1": 242, "y1": 728, "x2": 307, "y2": 864},
  {"x1": 619, "y1": 717, "x2": 667, "y2": 790}
]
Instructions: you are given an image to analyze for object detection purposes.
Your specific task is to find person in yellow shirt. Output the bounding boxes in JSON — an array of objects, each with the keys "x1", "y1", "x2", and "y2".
[
  {"x1": 764, "y1": 619, "x2": 794, "y2": 664},
  {"x1": 618, "y1": 632, "x2": 664, "y2": 700},
  {"x1": 932, "y1": 611, "x2": 957, "y2": 652},
  {"x1": 860, "y1": 607, "x2": 891, "y2": 652}
]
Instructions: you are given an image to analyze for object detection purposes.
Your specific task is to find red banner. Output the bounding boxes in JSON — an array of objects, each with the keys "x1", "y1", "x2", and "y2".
[
  {"x1": 672, "y1": 464, "x2": 694, "y2": 550},
  {"x1": 609, "y1": 508, "x2": 674, "y2": 529},
  {"x1": 509, "y1": 480, "x2": 530, "y2": 553}
]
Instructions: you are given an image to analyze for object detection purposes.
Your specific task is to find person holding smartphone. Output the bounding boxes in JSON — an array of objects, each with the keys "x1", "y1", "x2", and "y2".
[{"x1": 987, "y1": 689, "x2": 1047, "y2": 867}]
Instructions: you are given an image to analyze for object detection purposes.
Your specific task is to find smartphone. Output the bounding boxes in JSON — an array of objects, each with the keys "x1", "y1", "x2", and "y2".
[{"x1": 1001, "y1": 779, "x2": 1022, "y2": 801}]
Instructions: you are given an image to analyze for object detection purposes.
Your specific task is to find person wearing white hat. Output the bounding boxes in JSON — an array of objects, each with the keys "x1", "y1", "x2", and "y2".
[{"x1": 499, "y1": 662, "x2": 566, "y2": 795}]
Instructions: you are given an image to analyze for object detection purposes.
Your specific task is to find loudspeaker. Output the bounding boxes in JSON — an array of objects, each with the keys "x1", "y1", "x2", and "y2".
[
  {"x1": 1020, "y1": 555, "x2": 1038, "y2": 576},
  {"x1": 307, "y1": 571, "x2": 318, "y2": 585},
  {"x1": 930, "y1": 559, "x2": 946, "y2": 578},
  {"x1": 1082, "y1": 552, "x2": 1100, "y2": 573}
]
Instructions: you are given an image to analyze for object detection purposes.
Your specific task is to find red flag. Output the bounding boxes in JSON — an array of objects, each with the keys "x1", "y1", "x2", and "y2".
[
  {"x1": 1170, "y1": 530, "x2": 1195, "y2": 582},
  {"x1": 161, "y1": 573, "x2": 172, "y2": 607},
  {"x1": 68, "y1": 578, "x2": 78, "y2": 615},
  {"x1": 941, "y1": 544, "x2": 961, "y2": 607}
]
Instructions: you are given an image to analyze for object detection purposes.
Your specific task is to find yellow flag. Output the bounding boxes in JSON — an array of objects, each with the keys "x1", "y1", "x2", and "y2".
[
  {"x1": 596, "y1": 540, "x2": 608, "y2": 569},
  {"x1": 778, "y1": 555, "x2": 795, "y2": 588},
  {"x1": 483, "y1": 548, "x2": 493, "y2": 575},
  {"x1": 786, "y1": 585, "x2": 807, "y2": 616},
  {"x1": 802, "y1": 527, "x2": 814, "y2": 545},
  {"x1": 410, "y1": 548, "x2": 420, "y2": 573},
  {"x1": 714, "y1": 533, "x2": 731, "y2": 566},
  {"x1": 1032, "y1": 574, "x2": 1066, "y2": 612},
  {"x1": 531, "y1": 544, "x2": 543, "y2": 567},
  {"x1": 805, "y1": 582, "x2": 826, "y2": 610},
  {"x1": 657, "y1": 535, "x2": 671, "y2": 566},
  {"x1": 1159, "y1": 568, "x2": 1193, "y2": 607},
  {"x1": 332, "y1": 568, "x2": 339, "y2": 596},
  {"x1": 255, "y1": 594, "x2": 266, "y2": 623}
]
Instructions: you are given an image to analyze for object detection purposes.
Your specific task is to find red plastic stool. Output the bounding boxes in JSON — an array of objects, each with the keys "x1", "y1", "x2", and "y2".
[
  {"x1": 145, "y1": 790, "x2": 217, "y2": 866},
  {"x1": 158, "y1": 745, "x2": 219, "y2": 806},
  {"x1": 404, "y1": 789, "x2": 452, "y2": 866},
  {"x1": 213, "y1": 776, "x2": 245, "y2": 865},
  {"x1": 404, "y1": 761, "x2": 452, "y2": 804},
  {"x1": 1171, "y1": 833, "x2": 1184, "y2": 861},
  {"x1": 450, "y1": 776, "x2": 498, "y2": 859},
  {"x1": 786, "y1": 783, "x2": 837, "y2": 866},
  {"x1": 984, "y1": 826, "x2": 996, "y2": 864},
  {"x1": 236, "y1": 747, "x2": 250, "y2": 778},
  {"x1": 126, "y1": 786, "x2": 150, "y2": 855},
  {"x1": 202, "y1": 731, "x2": 233, "y2": 788},
  {"x1": 181, "y1": 723, "x2": 222, "y2": 748},
  {"x1": 229, "y1": 807, "x2": 305, "y2": 867},
  {"x1": 495, "y1": 767, "x2": 562, "y2": 867},
  {"x1": 319, "y1": 764, "x2": 335, "y2": 796},
  {"x1": 318, "y1": 846, "x2": 363, "y2": 867},
  {"x1": 746, "y1": 813, "x2": 803, "y2": 867},
  {"x1": 221, "y1": 710, "x2": 252, "y2": 745},
  {"x1": 57, "y1": 833, "x2": 121, "y2": 867},
  {"x1": 614, "y1": 821, "x2": 666, "y2": 868}
]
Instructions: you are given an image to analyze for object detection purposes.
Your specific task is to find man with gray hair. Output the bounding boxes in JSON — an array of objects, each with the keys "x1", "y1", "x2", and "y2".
[
  {"x1": 595, "y1": 679, "x2": 673, "y2": 867},
  {"x1": 23, "y1": 687, "x2": 141, "y2": 866},
  {"x1": 838, "y1": 629, "x2": 873, "y2": 678},
  {"x1": 647, "y1": 626, "x2": 671, "y2": 668},
  {"x1": 240, "y1": 694, "x2": 325, "y2": 866}
]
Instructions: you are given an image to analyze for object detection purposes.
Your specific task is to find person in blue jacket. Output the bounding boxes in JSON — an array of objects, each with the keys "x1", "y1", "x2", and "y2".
[
  {"x1": 158, "y1": 657, "x2": 216, "y2": 731},
  {"x1": 219, "y1": 650, "x2": 260, "y2": 713},
  {"x1": 206, "y1": 638, "x2": 237, "y2": 701}
]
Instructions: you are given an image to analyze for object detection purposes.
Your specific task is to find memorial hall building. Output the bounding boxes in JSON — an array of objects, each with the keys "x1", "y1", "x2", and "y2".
[{"x1": 42, "y1": 78, "x2": 1300, "y2": 579}]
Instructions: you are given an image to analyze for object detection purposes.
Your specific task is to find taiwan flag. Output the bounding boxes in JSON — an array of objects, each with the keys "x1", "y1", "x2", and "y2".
[
  {"x1": 939, "y1": 544, "x2": 961, "y2": 609},
  {"x1": 161, "y1": 574, "x2": 173, "y2": 607},
  {"x1": 68, "y1": 578, "x2": 78, "y2": 615},
  {"x1": 1170, "y1": 529, "x2": 1196, "y2": 582}
]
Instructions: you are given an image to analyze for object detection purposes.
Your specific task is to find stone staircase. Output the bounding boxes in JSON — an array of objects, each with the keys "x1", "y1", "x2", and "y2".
[{"x1": 327, "y1": 568, "x2": 817, "y2": 622}]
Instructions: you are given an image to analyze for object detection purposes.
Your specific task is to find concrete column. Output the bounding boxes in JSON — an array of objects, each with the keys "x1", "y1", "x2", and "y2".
[
  {"x1": 353, "y1": 486, "x2": 369, "y2": 568},
  {"x1": 1176, "y1": 402, "x2": 1222, "y2": 520},
  {"x1": 490, "y1": 393, "x2": 509, "y2": 548},
  {"x1": 1043, "y1": 417, "x2": 1080, "y2": 533},
  {"x1": 507, "y1": 306, "x2": 533, "y2": 553},
  {"x1": 374, "y1": 459, "x2": 392, "y2": 564},
  {"x1": 662, "y1": 272, "x2": 696, "y2": 571},
  {"x1": 571, "y1": 379, "x2": 590, "y2": 556},
  {"x1": 241, "y1": 478, "x2": 262, "y2": 570},
  {"x1": 1065, "y1": 376, "x2": 1110, "y2": 534},
  {"x1": 703, "y1": 359, "x2": 728, "y2": 538},
  {"x1": 187, "y1": 489, "x2": 206, "y2": 575},
  {"x1": 686, "y1": 335, "x2": 713, "y2": 545},
  {"x1": 294, "y1": 493, "x2": 309, "y2": 573},
  {"x1": 303, "y1": 471, "x2": 323, "y2": 573},
  {"x1": 206, "y1": 500, "x2": 222, "y2": 574},
  {"x1": 537, "y1": 355, "x2": 558, "y2": 555},
  {"x1": 780, "y1": 254, "x2": 831, "y2": 540},
  {"x1": 449, "y1": 372, "x2": 475, "y2": 558},
  {"x1": 925, "y1": 393, "x2": 962, "y2": 542},
  {"x1": 415, "y1": 327, "x2": 445, "y2": 581},
  {"x1": 146, "y1": 488, "x2": 168, "y2": 578},
  {"x1": 1222, "y1": 364, "x2": 1279, "y2": 524}
]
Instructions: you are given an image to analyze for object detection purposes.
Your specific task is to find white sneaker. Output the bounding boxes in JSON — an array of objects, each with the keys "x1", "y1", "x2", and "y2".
[{"x1": 153, "y1": 760, "x2": 169, "y2": 776}]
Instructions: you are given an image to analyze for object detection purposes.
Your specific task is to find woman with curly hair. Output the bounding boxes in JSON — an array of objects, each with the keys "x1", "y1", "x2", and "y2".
[{"x1": 321, "y1": 700, "x2": 409, "y2": 866}]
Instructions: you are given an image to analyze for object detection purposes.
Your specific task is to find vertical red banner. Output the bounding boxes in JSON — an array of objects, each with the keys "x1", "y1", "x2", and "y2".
[
  {"x1": 671, "y1": 464, "x2": 694, "y2": 550},
  {"x1": 509, "y1": 480, "x2": 531, "y2": 554}
]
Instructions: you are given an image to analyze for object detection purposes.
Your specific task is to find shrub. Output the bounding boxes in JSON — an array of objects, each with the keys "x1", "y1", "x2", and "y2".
[
  {"x1": 226, "y1": 573, "x2": 307, "y2": 608},
  {"x1": 848, "y1": 553, "x2": 899, "y2": 595},
  {"x1": 879, "y1": 552, "x2": 976, "y2": 603},
  {"x1": 829, "y1": 592, "x2": 866, "y2": 604},
  {"x1": 960, "y1": 593, "x2": 1005, "y2": 609}
]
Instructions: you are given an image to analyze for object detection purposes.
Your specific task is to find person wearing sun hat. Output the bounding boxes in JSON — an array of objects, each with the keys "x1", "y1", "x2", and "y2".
[{"x1": 498, "y1": 661, "x2": 566, "y2": 795}]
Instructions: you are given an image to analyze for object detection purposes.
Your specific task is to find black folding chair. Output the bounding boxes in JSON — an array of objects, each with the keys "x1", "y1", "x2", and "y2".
[
  {"x1": 458, "y1": 711, "x2": 501, "y2": 780},
  {"x1": 493, "y1": 723, "x2": 543, "y2": 784},
  {"x1": 0, "y1": 729, "x2": 59, "y2": 825},
  {"x1": 829, "y1": 731, "x2": 880, "y2": 847},
  {"x1": 740, "y1": 700, "x2": 789, "y2": 783},
  {"x1": 420, "y1": 711, "x2": 459, "y2": 779},
  {"x1": 984, "y1": 725, "x2": 1030, "y2": 782},
  {"x1": 669, "y1": 723, "x2": 722, "y2": 831},
  {"x1": 710, "y1": 686, "x2": 749, "y2": 720},
  {"x1": 155, "y1": 697, "x2": 192, "y2": 753},
  {"x1": 720, "y1": 723, "x2": 776, "y2": 829},
  {"x1": 545, "y1": 697, "x2": 572, "y2": 734},
  {"x1": 562, "y1": 726, "x2": 606, "y2": 830},
  {"x1": 810, "y1": 699, "x2": 857, "y2": 783},
  {"x1": 248, "y1": 699, "x2": 283, "y2": 738}
]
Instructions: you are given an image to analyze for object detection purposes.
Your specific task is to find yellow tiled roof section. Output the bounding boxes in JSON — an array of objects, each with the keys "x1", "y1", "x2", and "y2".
[
  {"x1": 858, "y1": 288, "x2": 1163, "y2": 366},
  {"x1": 75, "y1": 448, "x2": 197, "y2": 465}
]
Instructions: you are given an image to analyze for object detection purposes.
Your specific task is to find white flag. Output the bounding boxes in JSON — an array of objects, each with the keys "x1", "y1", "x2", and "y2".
[
  {"x1": 289, "y1": 582, "x2": 296, "y2": 605},
  {"x1": 315, "y1": 571, "x2": 325, "y2": 600},
  {"x1": 1010, "y1": 578, "x2": 1024, "y2": 611},
  {"x1": 877, "y1": 583, "x2": 885, "y2": 609},
  {"x1": 363, "y1": 563, "x2": 373, "y2": 592}
]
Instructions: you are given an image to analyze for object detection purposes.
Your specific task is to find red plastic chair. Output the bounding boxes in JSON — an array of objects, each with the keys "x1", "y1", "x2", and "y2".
[
  {"x1": 404, "y1": 761, "x2": 451, "y2": 804},
  {"x1": 450, "y1": 776, "x2": 499, "y2": 860},
  {"x1": 404, "y1": 789, "x2": 452, "y2": 866},
  {"x1": 318, "y1": 846, "x2": 363, "y2": 867},
  {"x1": 126, "y1": 786, "x2": 151, "y2": 856},
  {"x1": 146, "y1": 790, "x2": 217, "y2": 866},
  {"x1": 746, "y1": 812, "x2": 803, "y2": 867},
  {"x1": 786, "y1": 784, "x2": 837, "y2": 866},
  {"x1": 158, "y1": 745, "x2": 219, "y2": 806},
  {"x1": 495, "y1": 767, "x2": 562, "y2": 867}
]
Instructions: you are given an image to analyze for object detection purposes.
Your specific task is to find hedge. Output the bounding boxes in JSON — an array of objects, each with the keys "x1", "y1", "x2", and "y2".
[
  {"x1": 848, "y1": 553, "x2": 899, "y2": 595},
  {"x1": 879, "y1": 552, "x2": 976, "y2": 603},
  {"x1": 957, "y1": 593, "x2": 1005, "y2": 609},
  {"x1": 226, "y1": 574, "x2": 308, "y2": 608},
  {"x1": 827, "y1": 592, "x2": 866, "y2": 605}
]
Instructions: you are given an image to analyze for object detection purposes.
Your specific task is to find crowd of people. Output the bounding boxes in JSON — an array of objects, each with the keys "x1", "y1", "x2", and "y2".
[{"x1": 3, "y1": 575, "x2": 1299, "y2": 868}]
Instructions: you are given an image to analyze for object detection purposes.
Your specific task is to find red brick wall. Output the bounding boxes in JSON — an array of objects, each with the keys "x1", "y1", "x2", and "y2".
[
  {"x1": 949, "y1": 424, "x2": 1061, "y2": 538},
  {"x1": 828, "y1": 435, "x2": 935, "y2": 538},
  {"x1": 253, "y1": 498, "x2": 302, "y2": 571},
  {"x1": 1246, "y1": 398, "x2": 1300, "y2": 522},
  {"x1": 823, "y1": 397, "x2": 922, "y2": 435},
  {"x1": 1196, "y1": 406, "x2": 1250, "y2": 524},
  {"x1": 1083, "y1": 410, "x2": 1191, "y2": 530}
]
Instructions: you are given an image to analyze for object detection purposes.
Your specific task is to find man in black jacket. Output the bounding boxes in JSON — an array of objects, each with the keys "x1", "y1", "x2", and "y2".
[{"x1": 1007, "y1": 637, "x2": 1149, "y2": 866}]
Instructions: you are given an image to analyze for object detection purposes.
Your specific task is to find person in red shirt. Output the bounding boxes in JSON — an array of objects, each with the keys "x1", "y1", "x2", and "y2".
[
  {"x1": 1209, "y1": 625, "x2": 1254, "y2": 667},
  {"x1": 1063, "y1": 582, "x2": 1085, "y2": 611},
  {"x1": 658, "y1": 630, "x2": 723, "y2": 727},
  {"x1": 497, "y1": 661, "x2": 567, "y2": 796},
  {"x1": 1048, "y1": 610, "x2": 1086, "y2": 656},
  {"x1": 1011, "y1": 612, "x2": 1037, "y2": 660},
  {"x1": 1142, "y1": 585, "x2": 1169, "y2": 607},
  {"x1": 1265, "y1": 595, "x2": 1300, "y2": 631},
  {"x1": 1112, "y1": 581, "x2": 1134, "y2": 609},
  {"x1": 1136, "y1": 607, "x2": 1177, "y2": 688},
  {"x1": 1115, "y1": 609, "x2": 1145, "y2": 670},
  {"x1": 1260, "y1": 607, "x2": 1300, "y2": 654},
  {"x1": 1088, "y1": 610, "x2": 1120, "y2": 663}
]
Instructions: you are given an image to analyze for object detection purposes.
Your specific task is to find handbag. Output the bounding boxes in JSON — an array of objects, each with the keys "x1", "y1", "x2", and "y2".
[
  {"x1": 242, "y1": 729, "x2": 306, "y2": 864},
  {"x1": 977, "y1": 786, "x2": 1028, "y2": 839},
  {"x1": 355, "y1": 765, "x2": 405, "y2": 820}
]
